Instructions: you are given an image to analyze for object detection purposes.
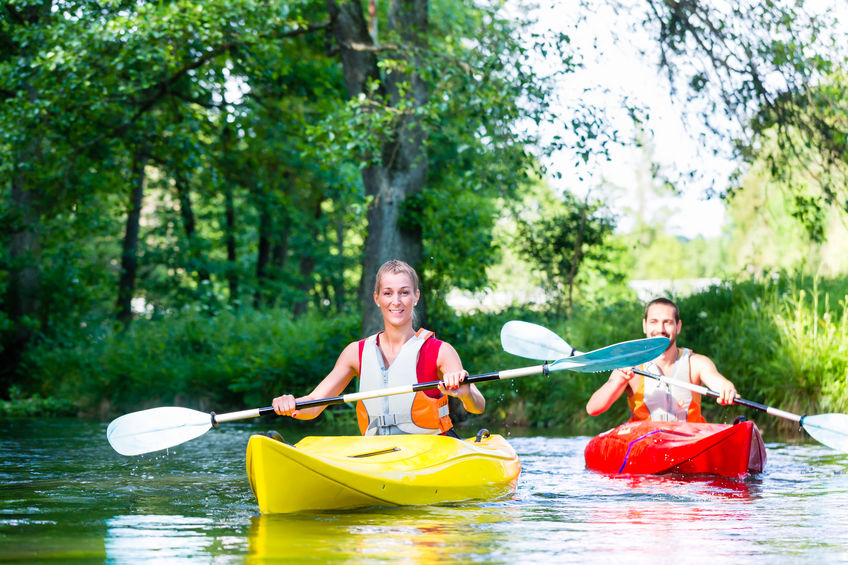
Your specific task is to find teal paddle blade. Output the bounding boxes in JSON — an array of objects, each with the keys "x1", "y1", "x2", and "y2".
[
  {"x1": 501, "y1": 320, "x2": 669, "y2": 372},
  {"x1": 549, "y1": 337, "x2": 669, "y2": 373},
  {"x1": 801, "y1": 414, "x2": 848, "y2": 453}
]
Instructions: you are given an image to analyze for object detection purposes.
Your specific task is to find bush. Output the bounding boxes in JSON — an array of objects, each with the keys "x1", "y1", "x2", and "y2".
[
  {"x1": 23, "y1": 308, "x2": 360, "y2": 417},
  {"x1": 0, "y1": 386, "x2": 76, "y2": 417}
]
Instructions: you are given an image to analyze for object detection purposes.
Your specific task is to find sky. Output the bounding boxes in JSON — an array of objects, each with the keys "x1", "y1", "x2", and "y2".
[{"x1": 522, "y1": 1, "x2": 738, "y2": 239}]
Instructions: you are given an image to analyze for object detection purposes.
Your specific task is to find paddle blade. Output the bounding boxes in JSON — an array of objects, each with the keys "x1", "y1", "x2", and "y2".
[
  {"x1": 107, "y1": 407, "x2": 213, "y2": 456},
  {"x1": 550, "y1": 337, "x2": 669, "y2": 373},
  {"x1": 500, "y1": 321, "x2": 576, "y2": 360},
  {"x1": 801, "y1": 414, "x2": 848, "y2": 453}
]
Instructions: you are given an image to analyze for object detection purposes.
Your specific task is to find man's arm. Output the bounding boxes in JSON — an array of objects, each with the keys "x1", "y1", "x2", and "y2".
[
  {"x1": 586, "y1": 368, "x2": 634, "y2": 415},
  {"x1": 691, "y1": 354, "x2": 738, "y2": 405}
]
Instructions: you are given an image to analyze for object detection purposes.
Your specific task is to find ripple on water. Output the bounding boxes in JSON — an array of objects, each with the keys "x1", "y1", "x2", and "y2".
[{"x1": 2, "y1": 420, "x2": 848, "y2": 563}]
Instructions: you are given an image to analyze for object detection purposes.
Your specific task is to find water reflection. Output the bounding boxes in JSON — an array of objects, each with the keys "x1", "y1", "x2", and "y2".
[
  {"x1": 246, "y1": 503, "x2": 521, "y2": 563},
  {"x1": 4, "y1": 420, "x2": 848, "y2": 563},
  {"x1": 105, "y1": 515, "x2": 219, "y2": 562},
  {"x1": 610, "y1": 474, "x2": 763, "y2": 500}
]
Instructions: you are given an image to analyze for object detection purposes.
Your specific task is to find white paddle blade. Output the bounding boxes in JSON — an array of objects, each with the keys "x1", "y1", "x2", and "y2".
[
  {"x1": 550, "y1": 337, "x2": 669, "y2": 373},
  {"x1": 500, "y1": 321, "x2": 577, "y2": 360},
  {"x1": 802, "y1": 414, "x2": 848, "y2": 453},
  {"x1": 107, "y1": 407, "x2": 213, "y2": 456}
]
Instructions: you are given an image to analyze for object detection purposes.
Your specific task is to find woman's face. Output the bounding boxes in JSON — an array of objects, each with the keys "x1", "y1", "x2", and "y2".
[{"x1": 374, "y1": 271, "x2": 419, "y2": 328}]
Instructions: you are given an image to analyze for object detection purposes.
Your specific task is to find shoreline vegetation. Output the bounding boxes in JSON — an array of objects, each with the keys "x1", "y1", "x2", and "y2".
[{"x1": 5, "y1": 275, "x2": 847, "y2": 438}]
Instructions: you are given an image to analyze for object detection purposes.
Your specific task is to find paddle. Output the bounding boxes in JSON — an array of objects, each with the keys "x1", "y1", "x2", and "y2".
[
  {"x1": 500, "y1": 320, "x2": 848, "y2": 453},
  {"x1": 107, "y1": 334, "x2": 669, "y2": 456}
]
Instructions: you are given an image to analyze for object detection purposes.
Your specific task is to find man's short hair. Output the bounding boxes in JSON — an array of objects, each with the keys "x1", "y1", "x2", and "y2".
[{"x1": 644, "y1": 297, "x2": 680, "y2": 322}]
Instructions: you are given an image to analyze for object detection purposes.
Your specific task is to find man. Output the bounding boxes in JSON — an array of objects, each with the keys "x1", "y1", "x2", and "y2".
[{"x1": 586, "y1": 297, "x2": 738, "y2": 422}]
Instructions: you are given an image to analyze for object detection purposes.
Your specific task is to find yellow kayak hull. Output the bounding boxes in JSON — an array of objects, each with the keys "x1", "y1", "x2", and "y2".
[{"x1": 245, "y1": 433, "x2": 521, "y2": 514}]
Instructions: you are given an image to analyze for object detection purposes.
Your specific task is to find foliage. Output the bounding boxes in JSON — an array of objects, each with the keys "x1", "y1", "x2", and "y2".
[
  {"x1": 22, "y1": 308, "x2": 360, "y2": 417},
  {"x1": 634, "y1": 0, "x2": 848, "y2": 236},
  {"x1": 617, "y1": 231, "x2": 729, "y2": 281},
  {"x1": 0, "y1": 386, "x2": 75, "y2": 418},
  {"x1": 1, "y1": 0, "x2": 580, "y2": 393},
  {"x1": 677, "y1": 276, "x2": 848, "y2": 433},
  {"x1": 744, "y1": 72, "x2": 848, "y2": 241},
  {"x1": 514, "y1": 190, "x2": 623, "y2": 315},
  {"x1": 725, "y1": 133, "x2": 848, "y2": 277}
]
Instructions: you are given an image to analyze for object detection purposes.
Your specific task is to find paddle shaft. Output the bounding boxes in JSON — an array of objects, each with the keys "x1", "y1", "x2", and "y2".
[
  {"x1": 632, "y1": 368, "x2": 803, "y2": 423},
  {"x1": 213, "y1": 364, "x2": 549, "y2": 424},
  {"x1": 108, "y1": 331, "x2": 667, "y2": 456}
]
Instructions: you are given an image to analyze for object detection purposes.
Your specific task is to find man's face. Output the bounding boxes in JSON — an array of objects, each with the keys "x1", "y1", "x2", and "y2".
[{"x1": 643, "y1": 303, "x2": 681, "y2": 348}]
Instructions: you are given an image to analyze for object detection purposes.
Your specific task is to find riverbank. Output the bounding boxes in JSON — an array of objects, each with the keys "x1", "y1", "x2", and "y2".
[{"x1": 7, "y1": 274, "x2": 848, "y2": 435}]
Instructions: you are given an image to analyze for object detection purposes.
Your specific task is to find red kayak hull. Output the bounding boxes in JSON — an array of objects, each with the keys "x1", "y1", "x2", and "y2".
[{"x1": 584, "y1": 420, "x2": 766, "y2": 478}]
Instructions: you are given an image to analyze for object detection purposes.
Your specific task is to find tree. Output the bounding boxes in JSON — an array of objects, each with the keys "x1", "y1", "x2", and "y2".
[
  {"x1": 635, "y1": 0, "x2": 848, "y2": 237},
  {"x1": 516, "y1": 190, "x2": 621, "y2": 316},
  {"x1": 321, "y1": 0, "x2": 571, "y2": 331},
  {"x1": 323, "y1": 0, "x2": 430, "y2": 334}
]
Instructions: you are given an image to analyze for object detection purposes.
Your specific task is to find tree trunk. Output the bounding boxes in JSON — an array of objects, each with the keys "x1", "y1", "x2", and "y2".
[
  {"x1": 116, "y1": 147, "x2": 149, "y2": 325},
  {"x1": 333, "y1": 212, "x2": 346, "y2": 312},
  {"x1": 220, "y1": 125, "x2": 239, "y2": 304},
  {"x1": 271, "y1": 215, "x2": 291, "y2": 291},
  {"x1": 174, "y1": 172, "x2": 211, "y2": 285},
  {"x1": 224, "y1": 183, "x2": 238, "y2": 303},
  {"x1": 326, "y1": 0, "x2": 430, "y2": 336},
  {"x1": 1, "y1": 1, "x2": 52, "y2": 394},
  {"x1": 7, "y1": 163, "x2": 42, "y2": 325},
  {"x1": 3, "y1": 150, "x2": 43, "y2": 394},
  {"x1": 254, "y1": 204, "x2": 272, "y2": 308},
  {"x1": 367, "y1": 0, "x2": 378, "y2": 42},
  {"x1": 293, "y1": 195, "x2": 324, "y2": 317}
]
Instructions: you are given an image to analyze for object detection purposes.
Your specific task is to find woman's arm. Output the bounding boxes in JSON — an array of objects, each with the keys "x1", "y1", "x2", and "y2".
[
  {"x1": 272, "y1": 341, "x2": 359, "y2": 419},
  {"x1": 437, "y1": 342, "x2": 486, "y2": 414}
]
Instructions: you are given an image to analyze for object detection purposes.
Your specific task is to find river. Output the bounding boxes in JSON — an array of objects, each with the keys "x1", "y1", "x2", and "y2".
[{"x1": 2, "y1": 418, "x2": 847, "y2": 563}]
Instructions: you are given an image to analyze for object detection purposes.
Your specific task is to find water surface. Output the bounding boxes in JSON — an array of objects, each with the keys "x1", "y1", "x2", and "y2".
[{"x1": 2, "y1": 418, "x2": 847, "y2": 563}]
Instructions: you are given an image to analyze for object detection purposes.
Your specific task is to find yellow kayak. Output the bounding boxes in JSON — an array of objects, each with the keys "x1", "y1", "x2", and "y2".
[{"x1": 245, "y1": 431, "x2": 521, "y2": 514}]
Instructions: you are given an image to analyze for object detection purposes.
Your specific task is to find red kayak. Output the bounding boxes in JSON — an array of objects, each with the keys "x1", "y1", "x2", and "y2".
[{"x1": 584, "y1": 419, "x2": 766, "y2": 478}]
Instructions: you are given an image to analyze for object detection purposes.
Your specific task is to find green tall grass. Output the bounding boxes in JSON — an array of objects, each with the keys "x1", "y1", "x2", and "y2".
[{"x1": 440, "y1": 275, "x2": 848, "y2": 435}]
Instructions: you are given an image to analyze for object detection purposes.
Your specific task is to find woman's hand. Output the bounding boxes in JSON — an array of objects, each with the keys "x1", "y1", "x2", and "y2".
[
  {"x1": 438, "y1": 369, "x2": 470, "y2": 398},
  {"x1": 272, "y1": 393, "x2": 298, "y2": 417},
  {"x1": 438, "y1": 368, "x2": 486, "y2": 414}
]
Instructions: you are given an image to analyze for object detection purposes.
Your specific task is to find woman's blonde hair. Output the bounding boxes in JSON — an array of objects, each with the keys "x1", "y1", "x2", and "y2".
[{"x1": 374, "y1": 260, "x2": 420, "y2": 294}]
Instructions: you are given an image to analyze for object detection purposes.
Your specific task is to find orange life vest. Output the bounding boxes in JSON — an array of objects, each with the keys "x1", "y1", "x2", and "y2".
[{"x1": 628, "y1": 347, "x2": 705, "y2": 423}]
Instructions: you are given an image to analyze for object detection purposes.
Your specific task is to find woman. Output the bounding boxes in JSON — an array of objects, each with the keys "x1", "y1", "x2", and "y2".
[{"x1": 272, "y1": 260, "x2": 485, "y2": 436}]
